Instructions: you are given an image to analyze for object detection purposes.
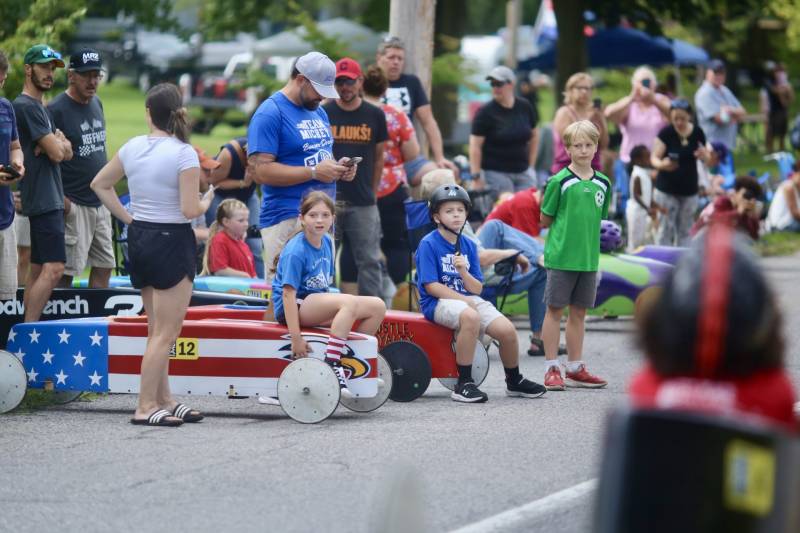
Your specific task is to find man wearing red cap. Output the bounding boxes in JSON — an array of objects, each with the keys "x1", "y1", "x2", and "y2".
[{"x1": 323, "y1": 58, "x2": 388, "y2": 297}]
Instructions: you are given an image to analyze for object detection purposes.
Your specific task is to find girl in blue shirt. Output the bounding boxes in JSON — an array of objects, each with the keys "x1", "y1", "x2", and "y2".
[{"x1": 272, "y1": 191, "x2": 386, "y2": 396}]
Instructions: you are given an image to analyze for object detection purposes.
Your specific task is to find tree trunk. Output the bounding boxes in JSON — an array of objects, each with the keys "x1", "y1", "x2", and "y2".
[
  {"x1": 389, "y1": 0, "x2": 437, "y2": 153},
  {"x1": 552, "y1": 0, "x2": 588, "y2": 108}
]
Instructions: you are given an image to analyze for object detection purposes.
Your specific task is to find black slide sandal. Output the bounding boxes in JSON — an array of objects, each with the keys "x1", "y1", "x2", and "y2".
[{"x1": 130, "y1": 409, "x2": 184, "y2": 427}]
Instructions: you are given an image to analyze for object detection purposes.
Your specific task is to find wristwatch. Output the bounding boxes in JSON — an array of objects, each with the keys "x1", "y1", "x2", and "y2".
[
  {"x1": 470, "y1": 172, "x2": 481, "y2": 181},
  {"x1": 311, "y1": 166, "x2": 317, "y2": 180}
]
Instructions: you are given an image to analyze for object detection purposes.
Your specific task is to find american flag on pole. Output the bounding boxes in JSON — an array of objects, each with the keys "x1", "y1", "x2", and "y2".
[{"x1": 7, "y1": 319, "x2": 109, "y2": 392}]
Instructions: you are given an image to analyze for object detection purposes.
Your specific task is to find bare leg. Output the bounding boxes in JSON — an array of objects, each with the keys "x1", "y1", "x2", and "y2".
[
  {"x1": 298, "y1": 293, "x2": 386, "y2": 338},
  {"x1": 565, "y1": 305, "x2": 587, "y2": 362},
  {"x1": 17, "y1": 246, "x2": 30, "y2": 287},
  {"x1": 134, "y1": 278, "x2": 192, "y2": 419},
  {"x1": 23, "y1": 261, "x2": 65, "y2": 322},
  {"x1": 485, "y1": 315, "x2": 519, "y2": 368},
  {"x1": 541, "y1": 306, "x2": 564, "y2": 361},
  {"x1": 89, "y1": 267, "x2": 112, "y2": 288},
  {"x1": 455, "y1": 308, "x2": 480, "y2": 365}
]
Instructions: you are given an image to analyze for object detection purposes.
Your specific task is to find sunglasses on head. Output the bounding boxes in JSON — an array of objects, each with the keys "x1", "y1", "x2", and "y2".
[
  {"x1": 41, "y1": 48, "x2": 61, "y2": 59},
  {"x1": 670, "y1": 99, "x2": 691, "y2": 111},
  {"x1": 490, "y1": 80, "x2": 507, "y2": 88}
]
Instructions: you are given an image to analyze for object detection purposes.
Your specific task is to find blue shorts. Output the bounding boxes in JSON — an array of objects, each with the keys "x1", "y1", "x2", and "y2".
[{"x1": 29, "y1": 209, "x2": 66, "y2": 265}]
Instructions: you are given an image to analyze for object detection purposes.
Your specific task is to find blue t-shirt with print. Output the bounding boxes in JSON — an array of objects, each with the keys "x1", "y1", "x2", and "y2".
[
  {"x1": 0, "y1": 98, "x2": 18, "y2": 231},
  {"x1": 272, "y1": 232, "x2": 334, "y2": 318},
  {"x1": 415, "y1": 229, "x2": 483, "y2": 321},
  {"x1": 248, "y1": 92, "x2": 336, "y2": 228}
]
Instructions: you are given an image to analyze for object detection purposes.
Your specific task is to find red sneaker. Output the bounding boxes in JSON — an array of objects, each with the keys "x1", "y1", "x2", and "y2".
[
  {"x1": 565, "y1": 365, "x2": 607, "y2": 389},
  {"x1": 544, "y1": 366, "x2": 565, "y2": 391}
]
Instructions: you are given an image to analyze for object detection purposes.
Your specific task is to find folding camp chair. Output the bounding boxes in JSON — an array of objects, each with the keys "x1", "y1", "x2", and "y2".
[{"x1": 112, "y1": 193, "x2": 131, "y2": 276}]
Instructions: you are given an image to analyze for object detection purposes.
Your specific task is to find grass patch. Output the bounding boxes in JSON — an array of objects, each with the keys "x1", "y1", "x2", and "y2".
[
  {"x1": 755, "y1": 231, "x2": 800, "y2": 257},
  {"x1": 101, "y1": 81, "x2": 246, "y2": 158},
  {"x1": 14, "y1": 390, "x2": 102, "y2": 412}
]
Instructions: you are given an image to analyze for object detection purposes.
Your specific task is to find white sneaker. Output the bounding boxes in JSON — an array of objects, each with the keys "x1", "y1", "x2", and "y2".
[{"x1": 258, "y1": 396, "x2": 280, "y2": 406}]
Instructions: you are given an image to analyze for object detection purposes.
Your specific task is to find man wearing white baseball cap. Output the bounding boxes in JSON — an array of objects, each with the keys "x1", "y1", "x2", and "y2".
[{"x1": 248, "y1": 51, "x2": 357, "y2": 282}]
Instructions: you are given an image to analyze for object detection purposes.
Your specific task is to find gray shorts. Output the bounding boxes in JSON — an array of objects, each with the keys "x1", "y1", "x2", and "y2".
[{"x1": 544, "y1": 269, "x2": 598, "y2": 309}]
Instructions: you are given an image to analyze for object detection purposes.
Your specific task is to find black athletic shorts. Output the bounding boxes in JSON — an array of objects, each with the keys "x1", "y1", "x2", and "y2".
[
  {"x1": 29, "y1": 209, "x2": 66, "y2": 265},
  {"x1": 128, "y1": 219, "x2": 197, "y2": 290}
]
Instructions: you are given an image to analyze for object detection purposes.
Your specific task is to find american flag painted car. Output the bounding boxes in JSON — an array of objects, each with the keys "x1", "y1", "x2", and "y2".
[{"x1": 6, "y1": 316, "x2": 379, "y2": 399}]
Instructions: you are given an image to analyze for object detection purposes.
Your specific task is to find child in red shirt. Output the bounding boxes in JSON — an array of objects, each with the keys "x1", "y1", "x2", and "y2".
[
  {"x1": 484, "y1": 187, "x2": 542, "y2": 238},
  {"x1": 630, "y1": 223, "x2": 797, "y2": 432},
  {"x1": 201, "y1": 198, "x2": 256, "y2": 278}
]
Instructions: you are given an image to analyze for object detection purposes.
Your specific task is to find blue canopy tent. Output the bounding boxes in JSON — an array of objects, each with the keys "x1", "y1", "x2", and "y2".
[{"x1": 519, "y1": 27, "x2": 708, "y2": 70}]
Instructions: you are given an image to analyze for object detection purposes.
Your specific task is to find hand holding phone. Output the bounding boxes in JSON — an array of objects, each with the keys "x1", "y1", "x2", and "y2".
[
  {"x1": 0, "y1": 165, "x2": 21, "y2": 181},
  {"x1": 341, "y1": 156, "x2": 363, "y2": 168}
]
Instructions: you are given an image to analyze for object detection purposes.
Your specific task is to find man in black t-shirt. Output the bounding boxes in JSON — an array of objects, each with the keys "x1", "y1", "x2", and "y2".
[
  {"x1": 13, "y1": 44, "x2": 73, "y2": 322},
  {"x1": 49, "y1": 48, "x2": 114, "y2": 289},
  {"x1": 323, "y1": 58, "x2": 387, "y2": 297},
  {"x1": 469, "y1": 66, "x2": 539, "y2": 202},
  {"x1": 376, "y1": 37, "x2": 457, "y2": 182}
]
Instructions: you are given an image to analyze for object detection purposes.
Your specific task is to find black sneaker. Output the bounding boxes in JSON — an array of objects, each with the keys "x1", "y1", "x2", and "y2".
[
  {"x1": 329, "y1": 362, "x2": 354, "y2": 399},
  {"x1": 506, "y1": 375, "x2": 547, "y2": 398},
  {"x1": 451, "y1": 381, "x2": 488, "y2": 403},
  {"x1": 527, "y1": 337, "x2": 568, "y2": 357}
]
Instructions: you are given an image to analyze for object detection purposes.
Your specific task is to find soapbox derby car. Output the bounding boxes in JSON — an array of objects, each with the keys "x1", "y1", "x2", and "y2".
[
  {"x1": 0, "y1": 303, "x2": 492, "y2": 420},
  {"x1": 499, "y1": 247, "x2": 681, "y2": 318}
]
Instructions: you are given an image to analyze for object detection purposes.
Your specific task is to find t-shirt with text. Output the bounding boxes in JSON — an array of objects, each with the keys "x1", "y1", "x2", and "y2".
[
  {"x1": 13, "y1": 94, "x2": 63, "y2": 216},
  {"x1": 541, "y1": 167, "x2": 611, "y2": 271},
  {"x1": 471, "y1": 97, "x2": 538, "y2": 173},
  {"x1": 48, "y1": 92, "x2": 107, "y2": 206},
  {"x1": 248, "y1": 92, "x2": 335, "y2": 228},
  {"x1": 0, "y1": 98, "x2": 19, "y2": 231},
  {"x1": 381, "y1": 73, "x2": 429, "y2": 119},
  {"x1": 415, "y1": 229, "x2": 483, "y2": 321},
  {"x1": 271, "y1": 232, "x2": 334, "y2": 319},
  {"x1": 323, "y1": 100, "x2": 388, "y2": 206}
]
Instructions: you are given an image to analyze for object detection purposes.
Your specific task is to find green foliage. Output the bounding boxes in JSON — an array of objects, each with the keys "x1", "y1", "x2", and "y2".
[
  {"x1": 284, "y1": 0, "x2": 355, "y2": 60},
  {"x1": 0, "y1": 0, "x2": 86, "y2": 99},
  {"x1": 200, "y1": 0, "x2": 322, "y2": 40},
  {"x1": 85, "y1": 0, "x2": 178, "y2": 32}
]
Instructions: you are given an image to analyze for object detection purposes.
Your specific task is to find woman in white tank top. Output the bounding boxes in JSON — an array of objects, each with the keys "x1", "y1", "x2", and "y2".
[
  {"x1": 91, "y1": 83, "x2": 214, "y2": 427},
  {"x1": 766, "y1": 171, "x2": 800, "y2": 232}
]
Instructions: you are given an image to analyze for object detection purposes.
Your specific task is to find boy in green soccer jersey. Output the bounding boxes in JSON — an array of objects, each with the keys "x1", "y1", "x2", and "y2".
[{"x1": 539, "y1": 120, "x2": 610, "y2": 391}]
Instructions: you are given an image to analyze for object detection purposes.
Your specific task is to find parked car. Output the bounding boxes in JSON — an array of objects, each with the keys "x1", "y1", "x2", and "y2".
[
  {"x1": 182, "y1": 52, "x2": 277, "y2": 134},
  {"x1": 134, "y1": 30, "x2": 199, "y2": 92}
]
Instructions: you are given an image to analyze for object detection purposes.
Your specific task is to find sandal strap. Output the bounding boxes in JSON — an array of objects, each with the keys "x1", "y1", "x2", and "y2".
[
  {"x1": 173, "y1": 404, "x2": 193, "y2": 419},
  {"x1": 148, "y1": 409, "x2": 173, "y2": 423}
]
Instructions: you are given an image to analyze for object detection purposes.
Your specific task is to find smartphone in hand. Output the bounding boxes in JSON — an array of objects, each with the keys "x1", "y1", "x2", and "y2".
[
  {"x1": 0, "y1": 165, "x2": 21, "y2": 180},
  {"x1": 341, "y1": 156, "x2": 363, "y2": 168}
]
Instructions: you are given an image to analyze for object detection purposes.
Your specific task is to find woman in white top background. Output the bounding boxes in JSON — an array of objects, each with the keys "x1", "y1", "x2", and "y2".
[{"x1": 91, "y1": 83, "x2": 214, "y2": 427}]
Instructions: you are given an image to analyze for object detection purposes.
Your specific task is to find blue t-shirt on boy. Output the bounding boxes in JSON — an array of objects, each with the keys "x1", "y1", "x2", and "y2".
[
  {"x1": 0, "y1": 98, "x2": 19, "y2": 231},
  {"x1": 272, "y1": 232, "x2": 334, "y2": 319},
  {"x1": 415, "y1": 229, "x2": 483, "y2": 321},
  {"x1": 247, "y1": 92, "x2": 336, "y2": 228}
]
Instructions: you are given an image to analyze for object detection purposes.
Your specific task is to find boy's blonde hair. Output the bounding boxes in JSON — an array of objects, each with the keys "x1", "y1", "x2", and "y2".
[{"x1": 562, "y1": 119, "x2": 600, "y2": 148}]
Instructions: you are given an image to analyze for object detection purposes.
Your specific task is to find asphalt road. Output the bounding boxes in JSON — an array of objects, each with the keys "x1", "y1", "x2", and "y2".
[{"x1": 1, "y1": 253, "x2": 798, "y2": 533}]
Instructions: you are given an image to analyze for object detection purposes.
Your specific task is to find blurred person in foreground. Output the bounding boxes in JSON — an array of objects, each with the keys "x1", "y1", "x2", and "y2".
[{"x1": 631, "y1": 223, "x2": 797, "y2": 432}]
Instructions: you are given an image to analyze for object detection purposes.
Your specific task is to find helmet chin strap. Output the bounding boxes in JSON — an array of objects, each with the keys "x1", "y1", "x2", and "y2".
[{"x1": 437, "y1": 220, "x2": 467, "y2": 255}]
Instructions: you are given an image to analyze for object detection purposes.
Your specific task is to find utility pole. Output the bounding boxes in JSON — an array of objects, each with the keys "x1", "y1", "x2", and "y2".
[
  {"x1": 389, "y1": 0, "x2": 436, "y2": 97},
  {"x1": 505, "y1": 0, "x2": 521, "y2": 68}
]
